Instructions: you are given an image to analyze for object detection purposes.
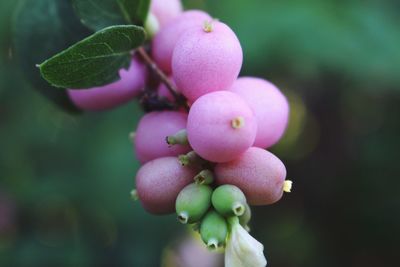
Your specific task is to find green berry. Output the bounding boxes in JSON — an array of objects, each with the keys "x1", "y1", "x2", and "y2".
[
  {"x1": 211, "y1": 184, "x2": 247, "y2": 217},
  {"x1": 239, "y1": 202, "x2": 251, "y2": 231},
  {"x1": 144, "y1": 12, "x2": 160, "y2": 38},
  {"x1": 175, "y1": 183, "x2": 212, "y2": 224},
  {"x1": 200, "y1": 210, "x2": 228, "y2": 249}
]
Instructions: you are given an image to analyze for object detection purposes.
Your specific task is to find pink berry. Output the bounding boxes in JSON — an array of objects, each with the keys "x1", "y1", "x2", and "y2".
[
  {"x1": 136, "y1": 157, "x2": 197, "y2": 215},
  {"x1": 150, "y1": 0, "x2": 183, "y2": 29},
  {"x1": 67, "y1": 57, "x2": 147, "y2": 111},
  {"x1": 215, "y1": 147, "x2": 287, "y2": 205},
  {"x1": 187, "y1": 91, "x2": 257, "y2": 163},
  {"x1": 134, "y1": 111, "x2": 191, "y2": 164},
  {"x1": 172, "y1": 21, "x2": 243, "y2": 102},
  {"x1": 229, "y1": 77, "x2": 289, "y2": 148},
  {"x1": 152, "y1": 10, "x2": 211, "y2": 73},
  {"x1": 0, "y1": 192, "x2": 15, "y2": 233}
]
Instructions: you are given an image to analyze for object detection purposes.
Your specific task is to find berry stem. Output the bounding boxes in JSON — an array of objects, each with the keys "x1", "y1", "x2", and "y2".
[
  {"x1": 166, "y1": 129, "x2": 188, "y2": 146},
  {"x1": 137, "y1": 47, "x2": 187, "y2": 108},
  {"x1": 178, "y1": 151, "x2": 206, "y2": 167},
  {"x1": 194, "y1": 169, "x2": 214, "y2": 185},
  {"x1": 227, "y1": 216, "x2": 240, "y2": 229}
]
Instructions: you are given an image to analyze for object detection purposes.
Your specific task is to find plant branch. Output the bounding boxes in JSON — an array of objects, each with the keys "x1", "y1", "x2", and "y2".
[{"x1": 137, "y1": 47, "x2": 181, "y2": 101}]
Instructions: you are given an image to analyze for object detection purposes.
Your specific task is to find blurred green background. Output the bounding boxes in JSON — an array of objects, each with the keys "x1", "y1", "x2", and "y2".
[{"x1": 1, "y1": 0, "x2": 400, "y2": 266}]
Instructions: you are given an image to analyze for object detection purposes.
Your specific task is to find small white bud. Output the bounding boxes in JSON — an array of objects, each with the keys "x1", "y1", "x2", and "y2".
[{"x1": 225, "y1": 217, "x2": 267, "y2": 267}]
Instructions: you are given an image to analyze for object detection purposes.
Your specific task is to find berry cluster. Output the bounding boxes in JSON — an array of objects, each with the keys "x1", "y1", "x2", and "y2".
[{"x1": 66, "y1": 1, "x2": 292, "y2": 265}]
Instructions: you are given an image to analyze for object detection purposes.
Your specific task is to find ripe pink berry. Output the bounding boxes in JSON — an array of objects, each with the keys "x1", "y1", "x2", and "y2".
[
  {"x1": 152, "y1": 10, "x2": 211, "y2": 73},
  {"x1": 187, "y1": 91, "x2": 257, "y2": 163},
  {"x1": 134, "y1": 111, "x2": 191, "y2": 164},
  {"x1": 0, "y1": 192, "x2": 15, "y2": 233},
  {"x1": 172, "y1": 21, "x2": 243, "y2": 102},
  {"x1": 215, "y1": 147, "x2": 287, "y2": 205},
  {"x1": 150, "y1": 0, "x2": 183, "y2": 29},
  {"x1": 136, "y1": 157, "x2": 197, "y2": 215},
  {"x1": 67, "y1": 57, "x2": 147, "y2": 111},
  {"x1": 229, "y1": 77, "x2": 289, "y2": 148}
]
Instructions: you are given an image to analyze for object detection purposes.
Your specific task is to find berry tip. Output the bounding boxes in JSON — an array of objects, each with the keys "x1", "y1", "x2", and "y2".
[
  {"x1": 283, "y1": 180, "x2": 293, "y2": 193},
  {"x1": 203, "y1": 21, "x2": 214, "y2": 33},
  {"x1": 207, "y1": 238, "x2": 219, "y2": 250},
  {"x1": 177, "y1": 212, "x2": 189, "y2": 224},
  {"x1": 232, "y1": 202, "x2": 245, "y2": 216},
  {"x1": 231, "y1": 116, "x2": 245, "y2": 129}
]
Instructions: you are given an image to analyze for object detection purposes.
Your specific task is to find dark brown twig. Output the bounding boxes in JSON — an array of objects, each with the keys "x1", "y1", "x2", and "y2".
[{"x1": 137, "y1": 47, "x2": 181, "y2": 100}]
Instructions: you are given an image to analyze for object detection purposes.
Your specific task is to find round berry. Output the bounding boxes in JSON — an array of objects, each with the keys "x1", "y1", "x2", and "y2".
[
  {"x1": 134, "y1": 111, "x2": 191, "y2": 164},
  {"x1": 172, "y1": 21, "x2": 243, "y2": 102},
  {"x1": 230, "y1": 77, "x2": 289, "y2": 148},
  {"x1": 215, "y1": 147, "x2": 287, "y2": 205},
  {"x1": 175, "y1": 183, "x2": 212, "y2": 224},
  {"x1": 0, "y1": 192, "x2": 15, "y2": 232},
  {"x1": 150, "y1": 0, "x2": 183, "y2": 29},
  {"x1": 239, "y1": 202, "x2": 251, "y2": 229},
  {"x1": 135, "y1": 157, "x2": 197, "y2": 215},
  {"x1": 67, "y1": 57, "x2": 147, "y2": 111},
  {"x1": 200, "y1": 210, "x2": 228, "y2": 249},
  {"x1": 187, "y1": 91, "x2": 257, "y2": 163},
  {"x1": 211, "y1": 184, "x2": 247, "y2": 217},
  {"x1": 152, "y1": 10, "x2": 211, "y2": 73},
  {"x1": 144, "y1": 12, "x2": 160, "y2": 38}
]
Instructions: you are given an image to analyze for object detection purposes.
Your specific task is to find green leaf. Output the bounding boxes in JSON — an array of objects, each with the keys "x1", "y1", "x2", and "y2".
[
  {"x1": 72, "y1": 0, "x2": 125, "y2": 31},
  {"x1": 73, "y1": 0, "x2": 150, "y2": 32},
  {"x1": 39, "y1": 25, "x2": 146, "y2": 89},
  {"x1": 117, "y1": 0, "x2": 151, "y2": 25},
  {"x1": 13, "y1": 0, "x2": 92, "y2": 113}
]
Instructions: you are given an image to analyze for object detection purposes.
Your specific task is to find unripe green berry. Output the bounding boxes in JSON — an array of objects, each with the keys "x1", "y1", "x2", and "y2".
[
  {"x1": 200, "y1": 210, "x2": 228, "y2": 250},
  {"x1": 144, "y1": 12, "x2": 160, "y2": 38},
  {"x1": 211, "y1": 185, "x2": 247, "y2": 217},
  {"x1": 175, "y1": 183, "x2": 212, "y2": 224},
  {"x1": 239, "y1": 202, "x2": 251, "y2": 231}
]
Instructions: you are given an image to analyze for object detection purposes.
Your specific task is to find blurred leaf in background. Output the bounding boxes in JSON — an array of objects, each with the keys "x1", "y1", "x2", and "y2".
[
  {"x1": 12, "y1": 0, "x2": 92, "y2": 112},
  {"x1": 1, "y1": 0, "x2": 400, "y2": 266}
]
